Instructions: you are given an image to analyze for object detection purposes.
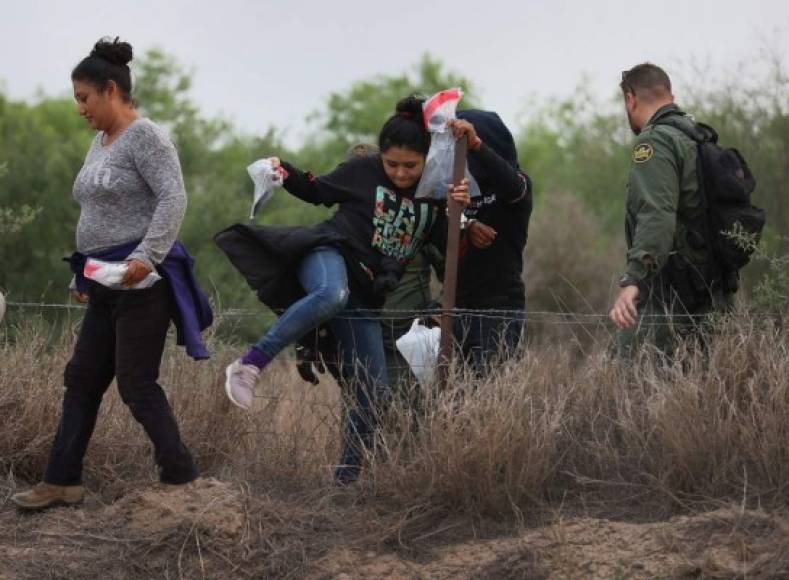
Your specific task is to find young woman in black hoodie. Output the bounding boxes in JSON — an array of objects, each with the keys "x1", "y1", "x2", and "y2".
[
  {"x1": 219, "y1": 97, "x2": 469, "y2": 482},
  {"x1": 217, "y1": 98, "x2": 523, "y2": 482}
]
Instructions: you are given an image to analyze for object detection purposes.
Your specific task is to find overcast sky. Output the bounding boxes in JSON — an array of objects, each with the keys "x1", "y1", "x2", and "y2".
[{"x1": 1, "y1": 0, "x2": 787, "y2": 145}]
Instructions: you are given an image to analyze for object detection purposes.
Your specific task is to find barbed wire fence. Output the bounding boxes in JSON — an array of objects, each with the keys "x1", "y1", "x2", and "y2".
[
  {"x1": 2, "y1": 298, "x2": 755, "y2": 385},
  {"x1": 3, "y1": 300, "x2": 730, "y2": 321},
  {"x1": 2, "y1": 300, "x2": 784, "y2": 459}
]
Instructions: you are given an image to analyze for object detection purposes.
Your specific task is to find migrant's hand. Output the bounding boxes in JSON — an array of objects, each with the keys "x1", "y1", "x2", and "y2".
[
  {"x1": 609, "y1": 285, "x2": 640, "y2": 329},
  {"x1": 70, "y1": 289, "x2": 89, "y2": 303},
  {"x1": 447, "y1": 178, "x2": 471, "y2": 207},
  {"x1": 121, "y1": 259, "x2": 153, "y2": 288},
  {"x1": 68, "y1": 276, "x2": 89, "y2": 303},
  {"x1": 447, "y1": 119, "x2": 481, "y2": 150},
  {"x1": 373, "y1": 271, "x2": 399, "y2": 297},
  {"x1": 468, "y1": 220, "x2": 497, "y2": 249},
  {"x1": 265, "y1": 156, "x2": 289, "y2": 182},
  {"x1": 295, "y1": 344, "x2": 325, "y2": 385}
]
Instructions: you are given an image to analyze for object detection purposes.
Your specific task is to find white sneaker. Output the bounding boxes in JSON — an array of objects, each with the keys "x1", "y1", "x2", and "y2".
[{"x1": 224, "y1": 359, "x2": 260, "y2": 410}]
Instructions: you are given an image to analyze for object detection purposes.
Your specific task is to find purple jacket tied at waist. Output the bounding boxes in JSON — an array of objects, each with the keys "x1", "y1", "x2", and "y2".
[{"x1": 67, "y1": 240, "x2": 213, "y2": 360}]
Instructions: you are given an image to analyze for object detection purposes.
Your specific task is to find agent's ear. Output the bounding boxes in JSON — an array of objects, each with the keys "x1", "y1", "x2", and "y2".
[{"x1": 624, "y1": 90, "x2": 638, "y2": 110}]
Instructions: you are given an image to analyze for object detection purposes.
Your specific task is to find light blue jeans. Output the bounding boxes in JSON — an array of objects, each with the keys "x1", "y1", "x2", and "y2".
[{"x1": 255, "y1": 246, "x2": 350, "y2": 358}]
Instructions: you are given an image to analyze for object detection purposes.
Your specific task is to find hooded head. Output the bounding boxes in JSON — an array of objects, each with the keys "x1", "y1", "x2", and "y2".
[{"x1": 457, "y1": 109, "x2": 518, "y2": 183}]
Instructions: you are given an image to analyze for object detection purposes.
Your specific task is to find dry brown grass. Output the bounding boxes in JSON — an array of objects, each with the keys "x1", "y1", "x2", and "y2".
[
  {"x1": 371, "y1": 315, "x2": 789, "y2": 519},
  {"x1": 1, "y1": 312, "x2": 788, "y2": 578}
]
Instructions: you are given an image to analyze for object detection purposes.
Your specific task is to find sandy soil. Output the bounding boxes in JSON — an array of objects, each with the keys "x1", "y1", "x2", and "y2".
[{"x1": 2, "y1": 478, "x2": 787, "y2": 579}]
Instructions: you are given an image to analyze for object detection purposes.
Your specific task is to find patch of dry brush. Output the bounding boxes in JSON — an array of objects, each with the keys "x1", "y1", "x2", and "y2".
[
  {"x1": 1, "y1": 313, "x2": 788, "y2": 578},
  {"x1": 372, "y1": 315, "x2": 789, "y2": 517}
]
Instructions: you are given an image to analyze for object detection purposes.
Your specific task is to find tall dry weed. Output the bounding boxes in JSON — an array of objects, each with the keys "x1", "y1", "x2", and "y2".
[
  {"x1": 369, "y1": 314, "x2": 788, "y2": 516},
  {"x1": 1, "y1": 312, "x2": 787, "y2": 517},
  {"x1": 0, "y1": 317, "x2": 340, "y2": 498}
]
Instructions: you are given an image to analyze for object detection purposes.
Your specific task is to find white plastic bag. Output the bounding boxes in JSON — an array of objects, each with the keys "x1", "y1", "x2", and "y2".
[
  {"x1": 83, "y1": 259, "x2": 162, "y2": 290},
  {"x1": 247, "y1": 158, "x2": 283, "y2": 219},
  {"x1": 415, "y1": 88, "x2": 481, "y2": 200},
  {"x1": 395, "y1": 318, "x2": 441, "y2": 385}
]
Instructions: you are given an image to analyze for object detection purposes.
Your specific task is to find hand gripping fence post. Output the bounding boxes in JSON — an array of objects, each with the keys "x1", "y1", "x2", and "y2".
[{"x1": 438, "y1": 135, "x2": 468, "y2": 387}]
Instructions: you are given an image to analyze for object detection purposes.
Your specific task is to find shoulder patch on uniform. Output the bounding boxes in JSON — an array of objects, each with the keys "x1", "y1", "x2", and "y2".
[{"x1": 632, "y1": 143, "x2": 653, "y2": 163}]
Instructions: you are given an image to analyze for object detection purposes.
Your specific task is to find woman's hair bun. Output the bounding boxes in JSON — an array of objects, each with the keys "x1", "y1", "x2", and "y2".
[
  {"x1": 90, "y1": 37, "x2": 133, "y2": 67},
  {"x1": 378, "y1": 94, "x2": 430, "y2": 155},
  {"x1": 395, "y1": 95, "x2": 425, "y2": 121}
]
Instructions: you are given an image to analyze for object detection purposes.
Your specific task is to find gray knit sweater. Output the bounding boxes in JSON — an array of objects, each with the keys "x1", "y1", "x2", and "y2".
[{"x1": 72, "y1": 118, "x2": 187, "y2": 267}]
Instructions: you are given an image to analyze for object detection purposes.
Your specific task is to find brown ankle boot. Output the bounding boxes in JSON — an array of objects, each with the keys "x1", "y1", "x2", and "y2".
[{"x1": 11, "y1": 482, "x2": 85, "y2": 510}]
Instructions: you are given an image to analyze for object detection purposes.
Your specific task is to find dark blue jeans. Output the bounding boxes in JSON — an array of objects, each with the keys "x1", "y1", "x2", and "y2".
[
  {"x1": 45, "y1": 280, "x2": 197, "y2": 485},
  {"x1": 252, "y1": 245, "x2": 388, "y2": 480},
  {"x1": 328, "y1": 298, "x2": 388, "y2": 481},
  {"x1": 453, "y1": 309, "x2": 527, "y2": 377}
]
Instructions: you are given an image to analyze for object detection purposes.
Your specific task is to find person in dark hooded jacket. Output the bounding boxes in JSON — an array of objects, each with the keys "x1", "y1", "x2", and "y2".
[{"x1": 452, "y1": 110, "x2": 533, "y2": 376}]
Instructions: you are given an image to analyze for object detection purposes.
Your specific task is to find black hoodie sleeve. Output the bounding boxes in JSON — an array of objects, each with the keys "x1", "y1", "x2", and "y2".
[
  {"x1": 469, "y1": 143, "x2": 528, "y2": 203},
  {"x1": 281, "y1": 158, "x2": 363, "y2": 207}
]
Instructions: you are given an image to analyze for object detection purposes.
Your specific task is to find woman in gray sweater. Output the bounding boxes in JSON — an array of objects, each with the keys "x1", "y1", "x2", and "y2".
[{"x1": 12, "y1": 38, "x2": 202, "y2": 510}]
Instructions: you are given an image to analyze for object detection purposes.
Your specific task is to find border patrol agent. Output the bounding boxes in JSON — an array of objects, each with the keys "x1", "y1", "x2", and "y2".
[{"x1": 610, "y1": 63, "x2": 731, "y2": 357}]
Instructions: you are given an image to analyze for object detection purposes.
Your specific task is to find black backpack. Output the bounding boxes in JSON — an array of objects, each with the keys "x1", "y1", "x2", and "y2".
[{"x1": 655, "y1": 115, "x2": 765, "y2": 293}]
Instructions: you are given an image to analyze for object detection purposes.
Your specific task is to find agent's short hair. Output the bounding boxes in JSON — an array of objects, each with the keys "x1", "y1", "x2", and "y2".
[{"x1": 620, "y1": 63, "x2": 672, "y2": 101}]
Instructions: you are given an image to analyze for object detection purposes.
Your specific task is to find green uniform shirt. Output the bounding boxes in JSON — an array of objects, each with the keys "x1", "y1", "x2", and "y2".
[
  {"x1": 381, "y1": 247, "x2": 442, "y2": 390},
  {"x1": 383, "y1": 251, "x2": 432, "y2": 321},
  {"x1": 623, "y1": 104, "x2": 706, "y2": 285}
]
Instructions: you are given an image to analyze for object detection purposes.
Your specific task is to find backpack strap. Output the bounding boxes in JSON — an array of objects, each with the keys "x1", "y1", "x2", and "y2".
[
  {"x1": 652, "y1": 112, "x2": 717, "y2": 144},
  {"x1": 653, "y1": 113, "x2": 725, "y2": 296}
]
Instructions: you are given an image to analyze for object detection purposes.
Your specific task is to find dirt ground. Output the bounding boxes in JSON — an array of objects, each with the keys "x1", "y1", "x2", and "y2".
[{"x1": 2, "y1": 477, "x2": 788, "y2": 579}]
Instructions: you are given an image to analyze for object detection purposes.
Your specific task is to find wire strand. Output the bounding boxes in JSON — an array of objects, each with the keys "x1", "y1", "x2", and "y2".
[{"x1": 6, "y1": 300, "x2": 756, "y2": 324}]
